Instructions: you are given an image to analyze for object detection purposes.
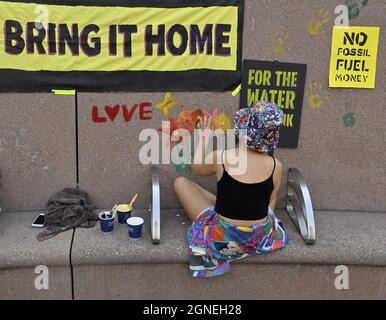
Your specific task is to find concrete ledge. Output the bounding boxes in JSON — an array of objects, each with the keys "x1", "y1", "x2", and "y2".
[
  {"x1": 71, "y1": 209, "x2": 386, "y2": 267},
  {"x1": 72, "y1": 209, "x2": 386, "y2": 299},
  {"x1": 0, "y1": 211, "x2": 73, "y2": 269},
  {"x1": 0, "y1": 211, "x2": 73, "y2": 299},
  {"x1": 2, "y1": 209, "x2": 385, "y2": 300}
]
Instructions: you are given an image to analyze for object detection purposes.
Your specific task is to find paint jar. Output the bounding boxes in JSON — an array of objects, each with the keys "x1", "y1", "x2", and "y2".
[
  {"x1": 116, "y1": 204, "x2": 132, "y2": 224},
  {"x1": 99, "y1": 211, "x2": 115, "y2": 235}
]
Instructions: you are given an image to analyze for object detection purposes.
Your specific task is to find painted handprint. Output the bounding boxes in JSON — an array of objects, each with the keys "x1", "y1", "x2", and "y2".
[
  {"x1": 201, "y1": 108, "x2": 220, "y2": 122},
  {"x1": 271, "y1": 26, "x2": 288, "y2": 57},
  {"x1": 307, "y1": 9, "x2": 333, "y2": 36},
  {"x1": 306, "y1": 82, "x2": 331, "y2": 110},
  {"x1": 343, "y1": 112, "x2": 356, "y2": 128},
  {"x1": 345, "y1": 0, "x2": 369, "y2": 20}
]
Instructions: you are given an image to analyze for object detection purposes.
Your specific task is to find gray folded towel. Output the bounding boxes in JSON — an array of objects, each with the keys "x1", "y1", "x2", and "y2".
[{"x1": 37, "y1": 188, "x2": 98, "y2": 241}]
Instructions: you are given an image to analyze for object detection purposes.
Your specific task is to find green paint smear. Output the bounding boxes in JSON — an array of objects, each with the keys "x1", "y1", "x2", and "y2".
[
  {"x1": 175, "y1": 162, "x2": 192, "y2": 174},
  {"x1": 175, "y1": 150, "x2": 192, "y2": 174},
  {"x1": 343, "y1": 112, "x2": 356, "y2": 128},
  {"x1": 346, "y1": 0, "x2": 369, "y2": 20}
]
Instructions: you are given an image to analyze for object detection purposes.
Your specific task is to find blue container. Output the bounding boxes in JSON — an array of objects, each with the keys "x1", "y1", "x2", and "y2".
[
  {"x1": 126, "y1": 217, "x2": 144, "y2": 240},
  {"x1": 116, "y1": 204, "x2": 132, "y2": 224},
  {"x1": 99, "y1": 211, "x2": 115, "y2": 235}
]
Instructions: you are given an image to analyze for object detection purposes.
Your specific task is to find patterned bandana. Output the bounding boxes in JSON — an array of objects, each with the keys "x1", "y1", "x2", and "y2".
[{"x1": 232, "y1": 101, "x2": 284, "y2": 153}]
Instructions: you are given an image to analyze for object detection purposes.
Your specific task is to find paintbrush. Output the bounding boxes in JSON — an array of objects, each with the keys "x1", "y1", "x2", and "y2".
[
  {"x1": 110, "y1": 203, "x2": 118, "y2": 218},
  {"x1": 129, "y1": 194, "x2": 138, "y2": 207}
]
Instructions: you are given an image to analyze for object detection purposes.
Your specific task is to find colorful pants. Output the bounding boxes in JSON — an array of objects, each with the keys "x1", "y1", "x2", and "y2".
[{"x1": 187, "y1": 207, "x2": 289, "y2": 278}]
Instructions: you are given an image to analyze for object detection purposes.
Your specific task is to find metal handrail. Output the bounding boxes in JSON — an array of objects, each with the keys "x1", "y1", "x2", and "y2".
[
  {"x1": 150, "y1": 166, "x2": 161, "y2": 244},
  {"x1": 286, "y1": 168, "x2": 316, "y2": 245}
]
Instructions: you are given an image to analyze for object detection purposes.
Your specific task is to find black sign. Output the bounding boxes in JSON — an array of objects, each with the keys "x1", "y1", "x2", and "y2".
[{"x1": 240, "y1": 60, "x2": 307, "y2": 148}]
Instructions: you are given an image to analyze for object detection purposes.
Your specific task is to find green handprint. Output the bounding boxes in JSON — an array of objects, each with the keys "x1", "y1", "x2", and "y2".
[
  {"x1": 345, "y1": 0, "x2": 369, "y2": 20},
  {"x1": 343, "y1": 112, "x2": 356, "y2": 128}
]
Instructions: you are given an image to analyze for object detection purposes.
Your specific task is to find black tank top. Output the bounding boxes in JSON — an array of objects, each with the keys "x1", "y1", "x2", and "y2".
[{"x1": 215, "y1": 152, "x2": 275, "y2": 220}]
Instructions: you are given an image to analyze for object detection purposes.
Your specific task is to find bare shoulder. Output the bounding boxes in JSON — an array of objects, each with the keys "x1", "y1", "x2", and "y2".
[{"x1": 273, "y1": 157, "x2": 283, "y2": 172}]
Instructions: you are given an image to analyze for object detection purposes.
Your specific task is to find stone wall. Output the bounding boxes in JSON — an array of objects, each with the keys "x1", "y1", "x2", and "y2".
[{"x1": 0, "y1": 0, "x2": 385, "y2": 212}]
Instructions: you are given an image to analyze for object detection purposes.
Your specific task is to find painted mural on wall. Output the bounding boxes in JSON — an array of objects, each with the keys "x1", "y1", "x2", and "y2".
[
  {"x1": 92, "y1": 103, "x2": 153, "y2": 123},
  {"x1": 155, "y1": 93, "x2": 233, "y2": 174},
  {"x1": 0, "y1": 0, "x2": 244, "y2": 92}
]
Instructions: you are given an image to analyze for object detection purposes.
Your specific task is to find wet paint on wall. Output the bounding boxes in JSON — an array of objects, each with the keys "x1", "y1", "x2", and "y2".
[
  {"x1": 306, "y1": 82, "x2": 331, "y2": 110},
  {"x1": 307, "y1": 9, "x2": 333, "y2": 36},
  {"x1": 271, "y1": 26, "x2": 288, "y2": 57},
  {"x1": 345, "y1": 0, "x2": 369, "y2": 20},
  {"x1": 343, "y1": 112, "x2": 356, "y2": 128}
]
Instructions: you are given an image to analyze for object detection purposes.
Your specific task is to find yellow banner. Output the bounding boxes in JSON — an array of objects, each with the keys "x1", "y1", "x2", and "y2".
[
  {"x1": 0, "y1": 1, "x2": 238, "y2": 72},
  {"x1": 329, "y1": 26, "x2": 380, "y2": 89}
]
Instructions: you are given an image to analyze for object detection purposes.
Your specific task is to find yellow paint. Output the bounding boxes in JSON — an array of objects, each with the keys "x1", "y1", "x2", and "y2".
[
  {"x1": 212, "y1": 112, "x2": 232, "y2": 133},
  {"x1": 306, "y1": 82, "x2": 330, "y2": 110},
  {"x1": 116, "y1": 204, "x2": 132, "y2": 212},
  {"x1": 307, "y1": 9, "x2": 332, "y2": 36},
  {"x1": 232, "y1": 83, "x2": 242, "y2": 96},
  {"x1": 272, "y1": 26, "x2": 288, "y2": 56},
  {"x1": 52, "y1": 89, "x2": 76, "y2": 95},
  {"x1": 0, "y1": 1, "x2": 238, "y2": 71},
  {"x1": 156, "y1": 93, "x2": 179, "y2": 118}
]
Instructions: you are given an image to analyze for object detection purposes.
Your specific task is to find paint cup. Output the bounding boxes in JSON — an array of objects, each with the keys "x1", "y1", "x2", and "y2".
[
  {"x1": 116, "y1": 204, "x2": 132, "y2": 224},
  {"x1": 99, "y1": 211, "x2": 115, "y2": 235},
  {"x1": 126, "y1": 217, "x2": 144, "y2": 240}
]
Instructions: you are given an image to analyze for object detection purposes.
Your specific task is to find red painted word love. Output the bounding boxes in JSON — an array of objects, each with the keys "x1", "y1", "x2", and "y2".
[{"x1": 92, "y1": 102, "x2": 152, "y2": 123}]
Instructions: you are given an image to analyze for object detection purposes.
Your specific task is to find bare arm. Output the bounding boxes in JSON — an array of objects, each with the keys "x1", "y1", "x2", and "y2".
[
  {"x1": 268, "y1": 159, "x2": 283, "y2": 211},
  {"x1": 192, "y1": 115, "x2": 216, "y2": 177}
]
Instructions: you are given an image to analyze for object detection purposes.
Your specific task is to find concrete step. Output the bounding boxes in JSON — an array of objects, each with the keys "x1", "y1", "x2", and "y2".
[{"x1": 71, "y1": 209, "x2": 386, "y2": 300}]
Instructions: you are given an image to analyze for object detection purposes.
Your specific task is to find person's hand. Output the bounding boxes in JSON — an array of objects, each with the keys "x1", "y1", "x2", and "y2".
[
  {"x1": 199, "y1": 115, "x2": 212, "y2": 130},
  {"x1": 198, "y1": 115, "x2": 214, "y2": 141}
]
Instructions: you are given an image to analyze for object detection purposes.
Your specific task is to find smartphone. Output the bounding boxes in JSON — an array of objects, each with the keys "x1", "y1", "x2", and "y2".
[{"x1": 31, "y1": 213, "x2": 46, "y2": 228}]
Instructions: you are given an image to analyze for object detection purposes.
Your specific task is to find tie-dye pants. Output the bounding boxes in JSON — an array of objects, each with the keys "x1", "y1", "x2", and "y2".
[{"x1": 187, "y1": 207, "x2": 289, "y2": 278}]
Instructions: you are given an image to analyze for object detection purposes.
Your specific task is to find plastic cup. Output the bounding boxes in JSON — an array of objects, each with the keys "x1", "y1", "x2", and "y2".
[
  {"x1": 126, "y1": 217, "x2": 144, "y2": 240},
  {"x1": 99, "y1": 211, "x2": 114, "y2": 235},
  {"x1": 116, "y1": 204, "x2": 132, "y2": 224}
]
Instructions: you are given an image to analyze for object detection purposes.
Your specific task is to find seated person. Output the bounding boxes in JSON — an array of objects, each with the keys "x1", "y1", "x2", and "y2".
[{"x1": 174, "y1": 101, "x2": 289, "y2": 278}]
